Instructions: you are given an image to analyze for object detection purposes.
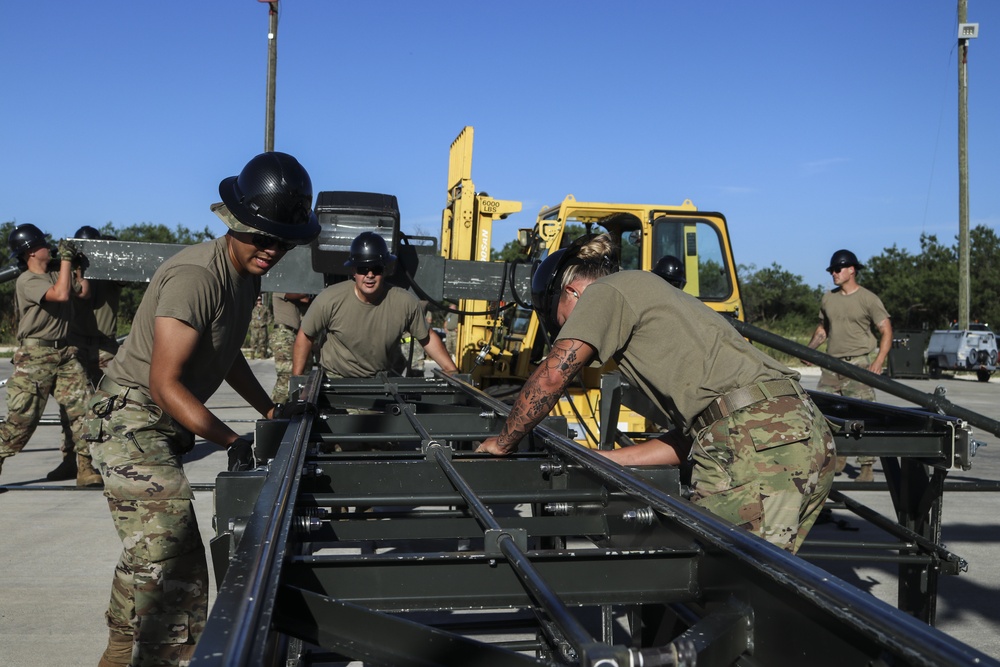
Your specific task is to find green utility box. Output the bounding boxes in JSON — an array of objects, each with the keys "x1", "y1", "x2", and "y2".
[{"x1": 887, "y1": 330, "x2": 930, "y2": 379}]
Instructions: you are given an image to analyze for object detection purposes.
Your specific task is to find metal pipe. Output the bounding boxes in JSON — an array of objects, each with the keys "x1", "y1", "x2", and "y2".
[
  {"x1": 300, "y1": 488, "x2": 607, "y2": 507},
  {"x1": 730, "y1": 318, "x2": 1000, "y2": 438},
  {"x1": 426, "y1": 443, "x2": 597, "y2": 658},
  {"x1": 439, "y1": 372, "x2": 993, "y2": 667}
]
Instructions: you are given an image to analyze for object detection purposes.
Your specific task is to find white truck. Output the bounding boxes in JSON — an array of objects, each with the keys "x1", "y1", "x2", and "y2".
[{"x1": 925, "y1": 324, "x2": 998, "y2": 382}]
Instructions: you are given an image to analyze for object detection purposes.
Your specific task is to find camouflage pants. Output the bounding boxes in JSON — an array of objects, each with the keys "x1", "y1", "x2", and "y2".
[
  {"x1": 817, "y1": 353, "x2": 876, "y2": 466},
  {"x1": 271, "y1": 325, "x2": 305, "y2": 403},
  {"x1": 61, "y1": 338, "x2": 103, "y2": 453},
  {"x1": 249, "y1": 325, "x2": 269, "y2": 360},
  {"x1": 690, "y1": 391, "x2": 836, "y2": 553},
  {"x1": 0, "y1": 345, "x2": 93, "y2": 463},
  {"x1": 86, "y1": 391, "x2": 206, "y2": 667}
]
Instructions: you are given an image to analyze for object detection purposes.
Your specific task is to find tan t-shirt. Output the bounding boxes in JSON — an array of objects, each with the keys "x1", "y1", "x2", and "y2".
[
  {"x1": 301, "y1": 280, "x2": 429, "y2": 378},
  {"x1": 15, "y1": 270, "x2": 71, "y2": 342},
  {"x1": 819, "y1": 286, "x2": 890, "y2": 358},
  {"x1": 273, "y1": 293, "x2": 308, "y2": 330},
  {"x1": 106, "y1": 237, "x2": 259, "y2": 402},
  {"x1": 557, "y1": 271, "x2": 796, "y2": 433}
]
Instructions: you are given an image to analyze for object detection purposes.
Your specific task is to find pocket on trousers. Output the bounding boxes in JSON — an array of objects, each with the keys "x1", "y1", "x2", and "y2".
[
  {"x1": 4, "y1": 373, "x2": 41, "y2": 414},
  {"x1": 694, "y1": 479, "x2": 764, "y2": 531},
  {"x1": 744, "y1": 396, "x2": 813, "y2": 453}
]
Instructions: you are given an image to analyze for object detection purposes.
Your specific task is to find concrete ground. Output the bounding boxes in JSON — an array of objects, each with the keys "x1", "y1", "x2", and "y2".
[{"x1": 1, "y1": 360, "x2": 998, "y2": 664}]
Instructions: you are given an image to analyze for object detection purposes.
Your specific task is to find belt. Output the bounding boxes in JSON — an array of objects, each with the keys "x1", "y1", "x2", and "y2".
[
  {"x1": 693, "y1": 378, "x2": 802, "y2": 431},
  {"x1": 840, "y1": 353, "x2": 871, "y2": 363},
  {"x1": 98, "y1": 376, "x2": 155, "y2": 407},
  {"x1": 20, "y1": 338, "x2": 69, "y2": 349}
]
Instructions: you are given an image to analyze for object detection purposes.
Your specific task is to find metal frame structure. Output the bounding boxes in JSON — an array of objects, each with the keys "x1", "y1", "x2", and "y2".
[{"x1": 194, "y1": 370, "x2": 997, "y2": 667}]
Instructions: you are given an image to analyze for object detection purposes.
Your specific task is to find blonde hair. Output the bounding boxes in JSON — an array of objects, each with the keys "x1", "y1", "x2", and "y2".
[{"x1": 560, "y1": 233, "x2": 619, "y2": 290}]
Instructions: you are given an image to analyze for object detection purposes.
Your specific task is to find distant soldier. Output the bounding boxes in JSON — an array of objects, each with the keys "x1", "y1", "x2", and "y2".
[
  {"x1": 807, "y1": 249, "x2": 892, "y2": 482},
  {"x1": 50, "y1": 225, "x2": 125, "y2": 482},
  {"x1": 652, "y1": 254, "x2": 686, "y2": 290},
  {"x1": 294, "y1": 232, "x2": 457, "y2": 379},
  {"x1": 249, "y1": 294, "x2": 272, "y2": 359},
  {"x1": 271, "y1": 292, "x2": 313, "y2": 403},
  {"x1": 0, "y1": 224, "x2": 100, "y2": 487}
]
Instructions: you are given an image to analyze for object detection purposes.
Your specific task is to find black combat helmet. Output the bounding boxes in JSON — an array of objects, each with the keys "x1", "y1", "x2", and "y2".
[
  {"x1": 8, "y1": 223, "x2": 47, "y2": 260},
  {"x1": 344, "y1": 231, "x2": 397, "y2": 267},
  {"x1": 652, "y1": 254, "x2": 686, "y2": 289},
  {"x1": 530, "y1": 233, "x2": 615, "y2": 339},
  {"x1": 826, "y1": 249, "x2": 863, "y2": 273},
  {"x1": 74, "y1": 225, "x2": 102, "y2": 240},
  {"x1": 218, "y1": 152, "x2": 320, "y2": 245}
]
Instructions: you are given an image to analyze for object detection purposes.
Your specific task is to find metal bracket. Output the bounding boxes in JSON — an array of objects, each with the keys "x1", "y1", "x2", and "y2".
[{"x1": 484, "y1": 528, "x2": 528, "y2": 556}]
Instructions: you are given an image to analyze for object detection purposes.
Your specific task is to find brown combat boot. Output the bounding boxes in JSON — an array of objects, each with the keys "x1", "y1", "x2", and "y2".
[
  {"x1": 76, "y1": 453, "x2": 104, "y2": 488},
  {"x1": 858, "y1": 463, "x2": 875, "y2": 483},
  {"x1": 46, "y1": 451, "x2": 78, "y2": 481},
  {"x1": 834, "y1": 455, "x2": 847, "y2": 475},
  {"x1": 97, "y1": 630, "x2": 133, "y2": 667}
]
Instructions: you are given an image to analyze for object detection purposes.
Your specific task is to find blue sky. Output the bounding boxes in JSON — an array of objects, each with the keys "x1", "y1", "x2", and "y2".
[{"x1": 3, "y1": 2, "x2": 998, "y2": 290}]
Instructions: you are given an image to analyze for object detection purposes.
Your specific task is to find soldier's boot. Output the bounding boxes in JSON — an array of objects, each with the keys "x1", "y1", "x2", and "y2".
[
  {"x1": 834, "y1": 456, "x2": 848, "y2": 474},
  {"x1": 46, "y1": 451, "x2": 78, "y2": 481},
  {"x1": 858, "y1": 463, "x2": 875, "y2": 483},
  {"x1": 76, "y1": 452, "x2": 104, "y2": 488},
  {"x1": 97, "y1": 630, "x2": 133, "y2": 667}
]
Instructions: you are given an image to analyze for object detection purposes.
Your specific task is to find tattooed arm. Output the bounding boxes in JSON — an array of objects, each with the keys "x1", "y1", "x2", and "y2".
[{"x1": 477, "y1": 338, "x2": 595, "y2": 455}]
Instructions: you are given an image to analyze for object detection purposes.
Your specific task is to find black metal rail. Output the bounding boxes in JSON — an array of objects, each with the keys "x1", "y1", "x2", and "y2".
[{"x1": 192, "y1": 370, "x2": 997, "y2": 667}]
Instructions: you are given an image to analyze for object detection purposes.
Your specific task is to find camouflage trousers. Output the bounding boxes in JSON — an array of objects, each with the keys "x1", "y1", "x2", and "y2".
[
  {"x1": 271, "y1": 325, "x2": 303, "y2": 403},
  {"x1": 249, "y1": 325, "x2": 269, "y2": 360},
  {"x1": 86, "y1": 390, "x2": 206, "y2": 667},
  {"x1": 0, "y1": 345, "x2": 93, "y2": 463},
  {"x1": 817, "y1": 353, "x2": 876, "y2": 466},
  {"x1": 690, "y1": 389, "x2": 836, "y2": 554},
  {"x1": 60, "y1": 337, "x2": 104, "y2": 454}
]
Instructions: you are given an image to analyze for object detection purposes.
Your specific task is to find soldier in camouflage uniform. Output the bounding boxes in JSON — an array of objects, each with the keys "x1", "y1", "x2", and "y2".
[
  {"x1": 270, "y1": 292, "x2": 312, "y2": 403},
  {"x1": 84, "y1": 152, "x2": 320, "y2": 667},
  {"x1": 478, "y1": 234, "x2": 835, "y2": 554},
  {"x1": 248, "y1": 294, "x2": 272, "y2": 359},
  {"x1": 807, "y1": 249, "x2": 892, "y2": 483},
  {"x1": 50, "y1": 225, "x2": 125, "y2": 482},
  {"x1": 0, "y1": 223, "x2": 101, "y2": 487}
]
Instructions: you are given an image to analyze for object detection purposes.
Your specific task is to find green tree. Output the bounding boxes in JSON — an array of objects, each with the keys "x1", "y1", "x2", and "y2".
[
  {"x1": 739, "y1": 262, "x2": 820, "y2": 330},
  {"x1": 865, "y1": 234, "x2": 957, "y2": 330}
]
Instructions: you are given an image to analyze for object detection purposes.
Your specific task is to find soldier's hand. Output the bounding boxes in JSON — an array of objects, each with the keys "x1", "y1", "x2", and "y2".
[
  {"x1": 57, "y1": 239, "x2": 78, "y2": 262},
  {"x1": 475, "y1": 436, "x2": 515, "y2": 456},
  {"x1": 73, "y1": 252, "x2": 90, "y2": 271},
  {"x1": 226, "y1": 437, "x2": 255, "y2": 472}
]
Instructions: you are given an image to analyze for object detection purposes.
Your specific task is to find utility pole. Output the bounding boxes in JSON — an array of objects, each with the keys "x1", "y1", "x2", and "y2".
[
  {"x1": 957, "y1": 2, "x2": 978, "y2": 330},
  {"x1": 262, "y1": 1, "x2": 279, "y2": 152}
]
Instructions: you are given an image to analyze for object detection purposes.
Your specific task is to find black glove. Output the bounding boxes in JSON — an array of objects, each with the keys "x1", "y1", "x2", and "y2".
[
  {"x1": 226, "y1": 438, "x2": 255, "y2": 472},
  {"x1": 272, "y1": 401, "x2": 314, "y2": 419}
]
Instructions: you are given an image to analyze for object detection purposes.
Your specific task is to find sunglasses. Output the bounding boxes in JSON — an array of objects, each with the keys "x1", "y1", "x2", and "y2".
[
  {"x1": 355, "y1": 264, "x2": 385, "y2": 276},
  {"x1": 251, "y1": 233, "x2": 297, "y2": 252}
]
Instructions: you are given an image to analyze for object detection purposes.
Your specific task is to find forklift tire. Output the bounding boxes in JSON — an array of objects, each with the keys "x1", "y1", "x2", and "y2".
[
  {"x1": 977, "y1": 369, "x2": 992, "y2": 383},
  {"x1": 928, "y1": 360, "x2": 942, "y2": 379}
]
